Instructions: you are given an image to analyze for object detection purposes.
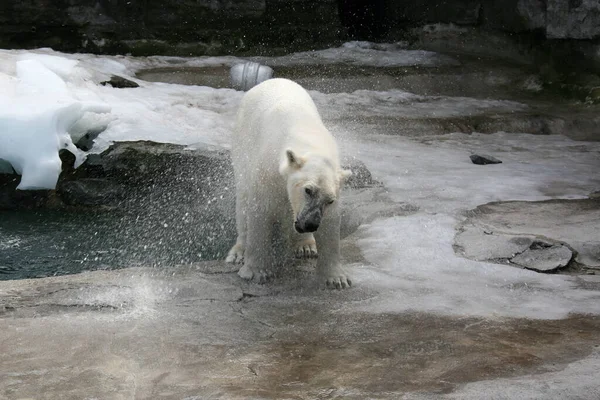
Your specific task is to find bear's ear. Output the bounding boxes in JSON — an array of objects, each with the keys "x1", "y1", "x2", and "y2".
[
  {"x1": 339, "y1": 168, "x2": 353, "y2": 182},
  {"x1": 279, "y1": 149, "x2": 305, "y2": 175}
]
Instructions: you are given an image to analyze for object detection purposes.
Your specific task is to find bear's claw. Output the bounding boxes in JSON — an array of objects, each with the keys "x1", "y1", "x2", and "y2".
[
  {"x1": 294, "y1": 237, "x2": 318, "y2": 258},
  {"x1": 324, "y1": 271, "x2": 352, "y2": 289},
  {"x1": 295, "y1": 242, "x2": 318, "y2": 259}
]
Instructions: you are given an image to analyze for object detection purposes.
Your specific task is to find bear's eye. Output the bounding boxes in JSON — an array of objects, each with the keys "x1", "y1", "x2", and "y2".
[
  {"x1": 305, "y1": 187, "x2": 313, "y2": 196},
  {"x1": 327, "y1": 199, "x2": 335, "y2": 205}
]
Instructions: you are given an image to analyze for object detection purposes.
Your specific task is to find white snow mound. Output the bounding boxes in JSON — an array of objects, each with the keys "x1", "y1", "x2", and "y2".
[{"x1": 0, "y1": 57, "x2": 110, "y2": 190}]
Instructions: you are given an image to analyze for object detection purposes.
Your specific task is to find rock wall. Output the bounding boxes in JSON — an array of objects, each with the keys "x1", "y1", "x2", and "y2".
[
  {"x1": 0, "y1": 1, "x2": 599, "y2": 55},
  {"x1": 0, "y1": 0, "x2": 341, "y2": 55},
  {"x1": 382, "y1": 0, "x2": 600, "y2": 39}
]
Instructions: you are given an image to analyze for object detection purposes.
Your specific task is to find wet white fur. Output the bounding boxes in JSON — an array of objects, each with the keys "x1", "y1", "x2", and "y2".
[{"x1": 226, "y1": 78, "x2": 351, "y2": 288}]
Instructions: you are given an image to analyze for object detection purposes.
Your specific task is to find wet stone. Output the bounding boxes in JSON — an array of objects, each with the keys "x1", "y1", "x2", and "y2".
[
  {"x1": 455, "y1": 198, "x2": 600, "y2": 273},
  {"x1": 470, "y1": 154, "x2": 503, "y2": 165},
  {"x1": 511, "y1": 241, "x2": 573, "y2": 272},
  {"x1": 58, "y1": 178, "x2": 126, "y2": 207},
  {"x1": 100, "y1": 75, "x2": 140, "y2": 88}
]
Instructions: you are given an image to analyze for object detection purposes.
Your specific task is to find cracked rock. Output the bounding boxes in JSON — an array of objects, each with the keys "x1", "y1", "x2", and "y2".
[
  {"x1": 511, "y1": 241, "x2": 573, "y2": 272},
  {"x1": 455, "y1": 199, "x2": 600, "y2": 272}
]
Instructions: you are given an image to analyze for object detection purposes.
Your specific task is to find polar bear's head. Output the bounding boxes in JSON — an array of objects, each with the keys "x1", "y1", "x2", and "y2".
[{"x1": 279, "y1": 149, "x2": 352, "y2": 233}]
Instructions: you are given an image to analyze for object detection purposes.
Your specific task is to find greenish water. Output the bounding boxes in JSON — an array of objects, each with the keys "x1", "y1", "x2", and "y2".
[{"x1": 0, "y1": 209, "x2": 234, "y2": 280}]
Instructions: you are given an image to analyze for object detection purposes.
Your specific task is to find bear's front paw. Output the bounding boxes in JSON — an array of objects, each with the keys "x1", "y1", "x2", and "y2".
[
  {"x1": 226, "y1": 244, "x2": 245, "y2": 264},
  {"x1": 295, "y1": 239, "x2": 318, "y2": 259},
  {"x1": 322, "y1": 269, "x2": 352, "y2": 290},
  {"x1": 238, "y1": 264, "x2": 274, "y2": 284}
]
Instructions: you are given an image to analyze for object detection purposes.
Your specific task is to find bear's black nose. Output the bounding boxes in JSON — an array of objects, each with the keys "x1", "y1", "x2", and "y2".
[
  {"x1": 295, "y1": 220, "x2": 319, "y2": 233},
  {"x1": 304, "y1": 221, "x2": 319, "y2": 232}
]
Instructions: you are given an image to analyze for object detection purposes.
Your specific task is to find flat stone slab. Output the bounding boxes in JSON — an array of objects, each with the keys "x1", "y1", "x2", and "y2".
[
  {"x1": 456, "y1": 198, "x2": 600, "y2": 270},
  {"x1": 511, "y1": 241, "x2": 573, "y2": 272}
]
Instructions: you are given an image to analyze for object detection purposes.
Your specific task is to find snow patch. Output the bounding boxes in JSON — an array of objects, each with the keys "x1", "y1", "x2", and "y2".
[{"x1": 0, "y1": 57, "x2": 110, "y2": 189}]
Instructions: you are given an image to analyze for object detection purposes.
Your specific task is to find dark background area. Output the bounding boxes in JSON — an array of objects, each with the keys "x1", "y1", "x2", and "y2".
[{"x1": 1, "y1": 1, "x2": 599, "y2": 55}]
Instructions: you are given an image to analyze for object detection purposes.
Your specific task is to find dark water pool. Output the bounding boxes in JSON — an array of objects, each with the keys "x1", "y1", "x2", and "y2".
[{"x1": 0, "y1": 209, "x2": 234, "y2": 280}]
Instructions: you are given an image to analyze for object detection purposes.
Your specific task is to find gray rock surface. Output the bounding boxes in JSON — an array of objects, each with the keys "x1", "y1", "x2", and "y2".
[
  {"x1": 547, "y1": 0, "x2": 600, "y2": 39},
  {"x1": 516, "y1": 0, "x2": 546, "y2": 30},
  {"x1": 511, "y1": 241, "x2": 573, "y2": 272},
  {"x1": 456, "y1": 198, "x2": 600, "y2": 270},
  {"x1": 386, "y1": 0, "x2": 482, "y2": 25}
]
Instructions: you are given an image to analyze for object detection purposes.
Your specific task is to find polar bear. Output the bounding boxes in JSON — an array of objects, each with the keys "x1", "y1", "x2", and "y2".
[{"x1": 225, "y1": 78, "x2": 352, "y2": 289}]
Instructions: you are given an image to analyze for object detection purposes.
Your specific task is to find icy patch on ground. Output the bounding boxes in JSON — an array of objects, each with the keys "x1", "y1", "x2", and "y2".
[
  {"x1": 343, "y1": 132, "x2": 600, "y2": 319},
  {"x1": 353, "y1": 214, "x2": 600, "y2": 319},
  {"x1": 313, "y1": 90, "x2": 526, "y2": 120},
  {"x1": 342, "y1": 132, "x2": 600, "y2": 213}
]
